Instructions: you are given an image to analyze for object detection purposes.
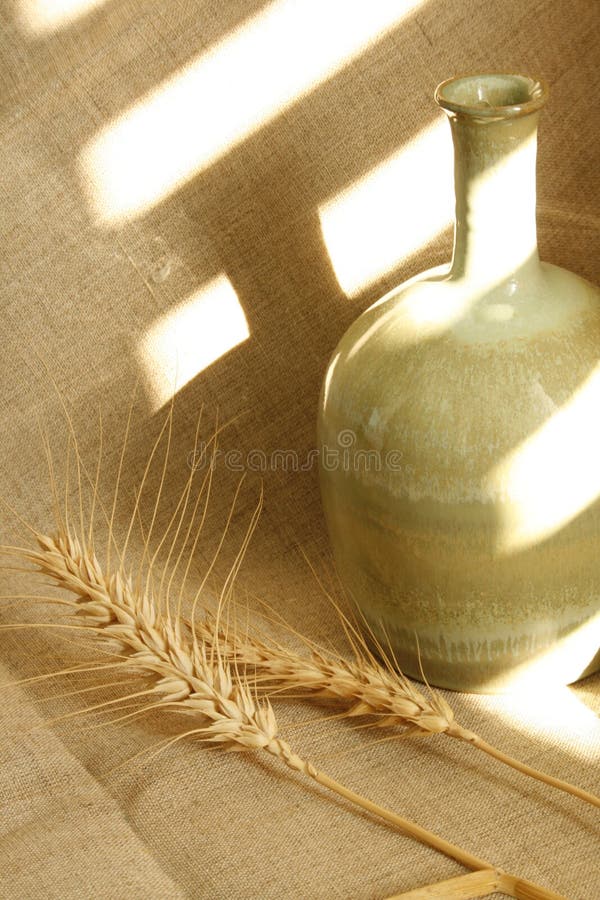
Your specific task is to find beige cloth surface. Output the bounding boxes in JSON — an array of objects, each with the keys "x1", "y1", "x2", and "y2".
[{"x1": 1, "y1": 0, "x2": 599, "y2": 897}]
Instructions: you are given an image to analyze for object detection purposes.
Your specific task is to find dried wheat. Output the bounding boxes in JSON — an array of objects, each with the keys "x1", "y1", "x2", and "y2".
[{"x1": 2, "y1": 525, "x2": 565, "y2": 900}]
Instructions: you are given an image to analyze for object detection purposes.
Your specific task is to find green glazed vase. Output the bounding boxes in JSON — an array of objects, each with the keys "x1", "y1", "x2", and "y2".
[{"x1": 318, "y1": 74, "x2": 600, "y2": 692}]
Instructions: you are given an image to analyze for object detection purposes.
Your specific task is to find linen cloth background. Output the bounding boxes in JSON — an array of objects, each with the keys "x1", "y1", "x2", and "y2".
[{"x1": 1, "y1": 0, "x2": 599, "y2": 897}]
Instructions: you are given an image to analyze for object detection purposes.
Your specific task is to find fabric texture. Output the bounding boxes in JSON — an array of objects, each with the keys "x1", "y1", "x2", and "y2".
[{"x1": 0, "y1": 1, "x2": 599, "y2": 897}]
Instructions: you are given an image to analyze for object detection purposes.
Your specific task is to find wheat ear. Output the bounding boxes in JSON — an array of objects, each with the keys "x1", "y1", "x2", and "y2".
[
  {"x1": 3, "y1": 526, "x2": 566, "y2": 900},
  {"x1": 210, "y1": 606, "x2": 600, "y2": 811},
  {"x1": 209, "y1": 618, "x2": 453, "y2": 732}
]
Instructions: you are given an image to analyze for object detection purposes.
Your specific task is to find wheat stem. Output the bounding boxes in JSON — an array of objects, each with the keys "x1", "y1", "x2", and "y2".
[
  {"x1": 387, "y1": 869, "x2": 502, "y2": 899},
  {"x1": 448, "y1": 724, "x2": 600, "y2": 809},
  {"x1": 310, "y1": 767, "x2": 491, "y2": 871},
  {"x1": 386, "y1": 868, "x2": 567, "y2": 900},
  {"x1": 496, "y1": 872, "x2": 569, "y2": 900}
]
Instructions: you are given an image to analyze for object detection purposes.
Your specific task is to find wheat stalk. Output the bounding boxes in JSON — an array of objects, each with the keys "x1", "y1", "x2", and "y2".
[{"x1": 1, "y1": 525, "x2": 566, "y2": 900}]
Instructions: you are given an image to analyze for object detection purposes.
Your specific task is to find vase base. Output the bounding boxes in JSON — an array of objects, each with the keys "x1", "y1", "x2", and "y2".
[{"x1": 361, "y1": 616, "x2": 600, "y2": 695}]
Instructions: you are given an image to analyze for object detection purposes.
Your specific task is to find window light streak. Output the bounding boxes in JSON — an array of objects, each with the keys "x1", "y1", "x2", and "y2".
[
  {"x1": 474, "y1": 612, "x2": 600, "y2": 727},
  {"x1": 491, "y1": 678, "x2": 600, "y2": 761},
  {"x1": 487, "y1": 365, "x2": 600, "y2": 554},
  {"x1": 82, "y1": 0, "x2": 422, "y2": 225},
  {"x1": 138, "y1": 276, "x2": 249, "y2": 411},
  {"x1": 319, "y1": 121, "x2": 454, "y2": 296},
  {"x1": 17, "y1": 0, "x2": 108, "y2": 35}
]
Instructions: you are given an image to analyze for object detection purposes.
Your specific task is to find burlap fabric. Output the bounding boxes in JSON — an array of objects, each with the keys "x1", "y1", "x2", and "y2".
[{"x1": 1, "y1": 1, "x2": 599, "y2": 897}]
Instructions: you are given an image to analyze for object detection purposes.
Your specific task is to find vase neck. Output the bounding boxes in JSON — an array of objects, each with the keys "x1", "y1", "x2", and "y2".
[
  {"x1": 449, "y1": 114, "x2": 540, "y2": 283},
  {"x1": 435, "y1": 74, "x2": 548, "y2": 287}
]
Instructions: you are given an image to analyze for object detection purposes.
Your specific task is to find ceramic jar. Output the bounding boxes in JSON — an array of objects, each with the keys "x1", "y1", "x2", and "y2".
[{"x1": 318, "y1": 74, "x2": 600, "y2": 692}]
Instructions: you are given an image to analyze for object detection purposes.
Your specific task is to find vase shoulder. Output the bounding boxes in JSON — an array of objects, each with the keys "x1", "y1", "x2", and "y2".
[
  {"x1": 333, "y1": 261, "x2": 600, "y2": 365},
  {"x1": 323, "y1": 263, "x2": 600, "y2": 443}
]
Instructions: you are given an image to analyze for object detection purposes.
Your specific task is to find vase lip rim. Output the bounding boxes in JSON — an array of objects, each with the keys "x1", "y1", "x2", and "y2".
[{"x1": 435, "y1": 73, "x2": 549, "y2": 119}]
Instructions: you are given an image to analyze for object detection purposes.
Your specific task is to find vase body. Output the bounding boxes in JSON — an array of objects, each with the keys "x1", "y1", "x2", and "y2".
[{"x1": 318, "y1": 74, "x2": 600, "y2": 692}]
